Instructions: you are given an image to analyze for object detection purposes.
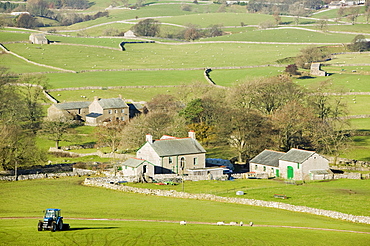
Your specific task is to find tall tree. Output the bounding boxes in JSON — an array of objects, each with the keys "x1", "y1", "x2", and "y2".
[
  {"x1": 220, "y1": 108, "x2": 272, "y2": 163},
  {"x1": 41, "y1": 117, "x2": 73, "y2": 149},
  {"x1": 96, "y1": 120, "x2": 126, "y2": 154}
]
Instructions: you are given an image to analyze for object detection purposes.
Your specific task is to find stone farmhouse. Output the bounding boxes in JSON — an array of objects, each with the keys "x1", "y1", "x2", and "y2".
[
  {"x1": 249, "y1": 148, "x2": 331, "y2": 181},
  {"x1": 135, "y1": 131, "x2": 206, "y2": 175},
  {"x1": 29, "y1": 33, "x2": 48, "y2": 44},
  {"x1": 47, "y1": 96, "x2": 139, "y2": 126}
]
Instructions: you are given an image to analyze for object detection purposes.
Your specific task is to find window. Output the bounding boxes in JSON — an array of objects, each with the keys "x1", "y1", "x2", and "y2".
[
  {"x1": 255, "y1": 165, "x2": 257, "y2": 170},
  {"x1": 193, "y1": 157, "x2": 198, "y2": 166},
  {"x1": 114, "y1": 109, "x2": 117, "y2": 114},
  {"x1": 108, "y1": 109, "x2": 112, "y2": 114},
  {"x1": 121, "y1": 117, "x2": 125, "y2": 121},
  {"x1": 121, "y1": 109, "x2": 125, "y2": 113},
  {"x1": 169, "y1": 157, "x2": 173, "y2": 164},
  {"x1": 263, "y1": 166, "x2": 266, "y2": 172},
  {"x1": 297, "y1": 163, "x2": 300, "y2": 169}
]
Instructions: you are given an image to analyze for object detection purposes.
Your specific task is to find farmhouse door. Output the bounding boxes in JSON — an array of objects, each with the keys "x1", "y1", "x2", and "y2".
[
  {"x1": 276, "y1": 169, "x2": 280, "y2": 178},
  {"x1": 287, "y1": 166, "x2": 294, "y2": 179}
]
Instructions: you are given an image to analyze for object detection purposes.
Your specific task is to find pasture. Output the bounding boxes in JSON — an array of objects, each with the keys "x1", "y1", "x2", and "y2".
[{"x1": 0, "y1": 177, "x2": 369, "y2": 245}]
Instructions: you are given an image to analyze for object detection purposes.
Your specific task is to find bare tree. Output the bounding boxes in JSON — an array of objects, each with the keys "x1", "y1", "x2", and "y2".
[{"x1": 96, "y1": 120, "x2": 126, "y2": 153}]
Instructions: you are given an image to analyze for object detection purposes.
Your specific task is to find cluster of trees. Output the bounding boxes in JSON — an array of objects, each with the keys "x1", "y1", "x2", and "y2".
[
  {"x1": 247, "y1": 0, "x2": 322, "y2": 15},
  {"x1": 348, "y1": 34, "x2": 370, "y2": 52},
  {"x1": 0, "y1": 68, "x2": 47, "y2": 172},
  {"x1": 132, "y1": 18, "x2": 224, "y2": 41},
  {"x1": 97, "y1": 76, "x2": 350, "y2": 164}
]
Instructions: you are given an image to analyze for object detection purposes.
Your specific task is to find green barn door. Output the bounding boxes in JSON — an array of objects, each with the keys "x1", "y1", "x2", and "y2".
[
  {"x1": 276, "y1": 169, "x2": 280, "y2": 177},
  {"x1": 287, "y1": 166, "x2": 294, "y2": 179}
]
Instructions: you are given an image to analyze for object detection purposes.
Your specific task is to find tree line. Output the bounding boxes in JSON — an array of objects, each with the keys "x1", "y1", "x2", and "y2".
[{"x1": 97, "y1": 75, "x2": 350, "y2": 165}]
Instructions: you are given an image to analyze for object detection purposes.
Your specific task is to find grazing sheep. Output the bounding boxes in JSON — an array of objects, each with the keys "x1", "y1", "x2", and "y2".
[
  {"x1": 180, "y1": 221, "x2": 187, "y2": 225},
  {"x1": 216, "y1": 221, "x2": 225, "y2": 226},
  {"x1": 249, "y1": 222, "x2": 253, "y2": 227},
  {"x1": 229, "y1": 222, "x2": 238, "y2": 226},
  {"x1": 240, "y1": 221, "x2": 244, "y2": 226}
]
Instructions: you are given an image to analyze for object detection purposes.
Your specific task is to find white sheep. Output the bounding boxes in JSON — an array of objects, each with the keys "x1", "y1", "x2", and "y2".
[
  {"x1": 216, "y1": 221, "x2": 225, "y2": 226},
  {"x1": 229, "y1": 222, "x2": 238, "y2": 226},
  {"x1": 180, "y1": 221, "x2": 187, "y2": 225}
]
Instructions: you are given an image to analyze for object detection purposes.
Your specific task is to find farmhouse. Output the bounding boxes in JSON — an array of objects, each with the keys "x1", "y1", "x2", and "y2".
[
  {"x1": 136, "y1": 131, "x2": 206, "y2": 174},
  {"x1": 249, "y1": 148, "x2": 331, "y2": 181},
  {"x1": 29, "y1": 33, "x2": 48, "y2": 44},
  {"x1": 310, "y1": 63, "x2": 327, "y2": 76},
  {"x1": 86, "y1": 96, "x2": 129, "y2": 126}
]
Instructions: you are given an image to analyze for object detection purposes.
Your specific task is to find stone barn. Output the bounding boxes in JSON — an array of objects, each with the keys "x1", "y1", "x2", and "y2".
[
  {"x1": 29, "y1": 33, "x2": 48, "y2": 44},
  {"x1": 249, "y1": 148, "x2": 331, "y2": 181}
]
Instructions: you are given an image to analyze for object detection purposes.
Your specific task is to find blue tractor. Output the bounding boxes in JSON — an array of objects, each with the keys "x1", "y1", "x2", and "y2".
[{"x1": 38, "y1": 208, "x2": 69, "y2": 232}]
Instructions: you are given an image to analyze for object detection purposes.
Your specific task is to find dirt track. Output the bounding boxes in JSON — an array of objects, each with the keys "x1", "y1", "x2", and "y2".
[{"x1": 1, "y1": 217, "x2": 369, "y2": 234}]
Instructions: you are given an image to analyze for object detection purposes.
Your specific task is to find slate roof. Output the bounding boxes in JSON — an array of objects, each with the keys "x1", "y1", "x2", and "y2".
[
  {"x1": 86, "y1": 113, "x2": 102, "y2": 118},
  {"x1": 98, "y1": 98, "x2": 128, "y2": 109},
  {"x1": 150, "y1": 138, "x2": 206, "y2": 157},
  {"x1": 279, "y1": 148, "x2": 315, "y2": 164},
  {"x1": 249, "y1": 150, "x2": 285, "y2": 167},
  {"x1": 54, "y1": 102, "x2": 90, "y2": 110},
  {"x1": 122, "y1": 158, "x2": 153, "y2": 168}
]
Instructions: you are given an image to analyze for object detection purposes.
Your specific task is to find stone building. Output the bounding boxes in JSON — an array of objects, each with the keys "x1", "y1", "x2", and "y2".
[{"x1": 136, "y1": 131, "x2": 206, "y2": 175}]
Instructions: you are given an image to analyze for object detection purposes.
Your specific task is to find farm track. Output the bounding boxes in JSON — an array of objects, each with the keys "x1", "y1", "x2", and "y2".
[{"x1": 1, "y1": 217, "x2": 369, "y2": 234}]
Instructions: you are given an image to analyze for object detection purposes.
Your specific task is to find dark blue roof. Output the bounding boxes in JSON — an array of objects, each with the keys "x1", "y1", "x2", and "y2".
[{"x1": 86, "y1": 113, "x2": 103, "y2": 118}]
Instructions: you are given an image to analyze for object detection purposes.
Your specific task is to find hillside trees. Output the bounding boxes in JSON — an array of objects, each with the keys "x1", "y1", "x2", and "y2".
[
  {"x1": 133, "y1": 18, "x2": 160, "y2": 37},
  {"x1": 295, "y1": 46, "x2": 330, "y2": 69},
  {"x1": 0, "y1": 67, "x2": 46, "y2": 171}
]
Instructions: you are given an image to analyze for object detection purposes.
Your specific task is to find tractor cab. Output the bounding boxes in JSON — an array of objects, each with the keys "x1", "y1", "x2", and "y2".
[{"x1": 38, "y1": 208, "x2": 69, "y2": 232}]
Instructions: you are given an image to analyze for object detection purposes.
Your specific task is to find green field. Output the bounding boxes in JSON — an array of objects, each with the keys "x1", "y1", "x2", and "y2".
[{"x1": 0, "y1": 177, "x2": 369, "y2": 245}]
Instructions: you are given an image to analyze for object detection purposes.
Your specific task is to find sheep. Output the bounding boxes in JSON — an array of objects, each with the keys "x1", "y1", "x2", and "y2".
[
  {"x1": 229, "y1": 222, "x2": 238, "y2": 226},
  {"x1": 216, "y1": 221, "x2": 225, "y2": 226},
  {"x1": 180, "y1": 221, "x2": 187, "y2": 225}
]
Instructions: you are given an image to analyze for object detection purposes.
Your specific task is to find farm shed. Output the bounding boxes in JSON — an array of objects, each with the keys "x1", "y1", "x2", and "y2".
[
  {"x1": 278, "y1": 149, "x2": 330, "y2": 181},
  {"x1": 249, "y1": 148, "x2": 330, "y2": 181},
  {"x1": 136, "y1": 131, "x2": 206, "y2": 175},
  {"x1": 120, "y1": 158, "x2": 155, "y2": 178},
  {"x1": 249, "y1": 150, "x2": 285, "y2": 178},
  {"x1": 29, "y1": 33, "x2": 48, "y2": 44},
  {"x1": 47, "y1": 101, "x2": 90, "y2": 121},
  {"x1": 187, "y1": 167, "x2": 225, "y2": 180}
]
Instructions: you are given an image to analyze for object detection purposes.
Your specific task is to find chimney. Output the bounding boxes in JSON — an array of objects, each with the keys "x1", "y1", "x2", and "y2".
[
  {"x1": 188, "y1": 130, "x2": 196, "y2": 139},
  {"x1": 118, "y1": 94, "x2": 122, "y2": 99},
  {"x1": 146, "y1": 134, "x2": 153, "y2": 143}
]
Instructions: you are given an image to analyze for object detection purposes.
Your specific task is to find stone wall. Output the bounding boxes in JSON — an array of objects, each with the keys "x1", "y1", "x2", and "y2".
[
  {"x1": 0, "y1": 168, "x2": 96, "y2": 181},
  {"x1": 83, "y1": 177, "x2": 370, "y2": 225}
]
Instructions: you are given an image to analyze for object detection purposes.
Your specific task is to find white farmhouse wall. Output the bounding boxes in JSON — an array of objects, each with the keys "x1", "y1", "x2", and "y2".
[
  {"x1": 136, "y1": 143, "x2": 161, "y2": 166},
  {"x1": 250, "y1": 163, "x2": 278, "y2": 177},
  {"x1": 122, "y1": 164, "x2": 154, "y2": 177}
]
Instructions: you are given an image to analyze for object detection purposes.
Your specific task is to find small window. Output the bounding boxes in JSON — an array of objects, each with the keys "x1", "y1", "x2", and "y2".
[
  {"x1": 108, "y1": 109, "x2": 112, "y2": 114},
  {"x1": 263, "y1": 166, "x2": 266, "y2": 172},
  {"x1": 114, "y1": 109, "x2": 117, "y2": 114},
  {"x1": 255, "y1": 165, "x2": 257, "y2": 170},
  {"x1": 121, "y1": 109, "x2": 125, "y2": 113},
  {"x1": 169, "y1": 157, "x2": 173, "y2": 164},
  {"x1": 193, "y1": 157, "x2": 198, "y2": 166}
]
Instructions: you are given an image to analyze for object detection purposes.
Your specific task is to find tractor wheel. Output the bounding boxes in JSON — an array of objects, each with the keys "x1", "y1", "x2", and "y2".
[
  {"x1": 38, "y1": 221, "x2": 43, "y2": 231},
  {"x1": 51, "y1": 221, "x2": 57, "y2": 232},
  {"x1": 58, "y1": 220, "x2": 63, "y2": 231}
]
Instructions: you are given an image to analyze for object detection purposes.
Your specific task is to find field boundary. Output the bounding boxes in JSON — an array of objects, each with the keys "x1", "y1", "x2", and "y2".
[{"x1": 83, "y1": 178, "x2": 370, "y2": 225}]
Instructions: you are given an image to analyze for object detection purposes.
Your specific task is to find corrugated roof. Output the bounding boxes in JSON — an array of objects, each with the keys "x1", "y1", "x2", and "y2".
[
  {"x1": 249, "y1": 150, "x2": 285, "y2": 167},
  {"x1": 150, "y1": 138, "x2": 206, "y2": 157},
  {"x1": 98, "y1": 98, "x2": 128, "y2": 109},
  {"x1": 121, "y1": 158, "x2": 153, "y2": 168},
  {"x1": 279, "y1": 148, "x2": 315, "y2": 164},
  {"x1": 54, "y1": 101, "x2": 90, "y2": 110}
]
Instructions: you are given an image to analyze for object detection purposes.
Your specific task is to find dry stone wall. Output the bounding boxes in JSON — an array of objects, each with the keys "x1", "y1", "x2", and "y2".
[{"x1": 83, "y1": 177, "x2": 370, "y2": 225}]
